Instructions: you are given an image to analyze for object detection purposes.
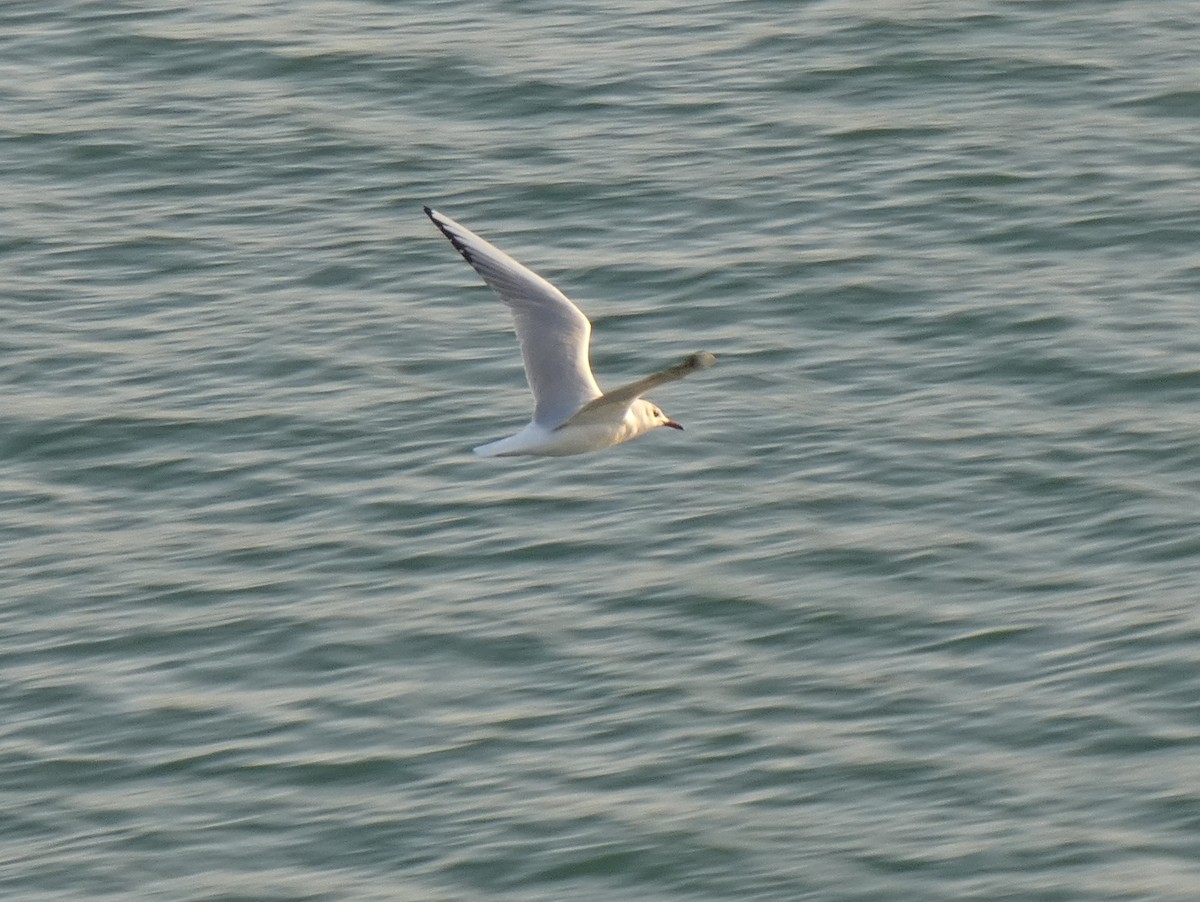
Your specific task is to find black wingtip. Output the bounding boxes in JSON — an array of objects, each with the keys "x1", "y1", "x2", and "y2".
[{"x1": 423, "y1": 206, "x2": 477, "y2": 266}]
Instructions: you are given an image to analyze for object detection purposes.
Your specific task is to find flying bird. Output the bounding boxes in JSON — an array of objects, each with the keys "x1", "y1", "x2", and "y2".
[{"x1": 425, "y1": 206, "x2": 715, "y2": 457}]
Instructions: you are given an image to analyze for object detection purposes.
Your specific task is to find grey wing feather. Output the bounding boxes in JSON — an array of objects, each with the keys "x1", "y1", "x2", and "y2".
[
  {"x1": 561, "y1": 351, "x2": 716, "y2": 427},
  {"x1": 425, "y1": 207, "x2": 603, "y2": 426}
]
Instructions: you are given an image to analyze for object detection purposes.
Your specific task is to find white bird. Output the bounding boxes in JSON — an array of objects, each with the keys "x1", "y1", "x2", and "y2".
[{"x1": 425, "y1": 206, "x2": 715, "y2": 457}]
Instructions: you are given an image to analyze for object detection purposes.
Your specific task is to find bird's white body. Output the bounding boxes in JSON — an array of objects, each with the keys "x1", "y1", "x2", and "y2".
[
  {"x1": 424, "y1": 207, "x2": 714, "y2": 457},
  {"x1": 473, "y1": 399, "x2": 665, "y2": 457}
]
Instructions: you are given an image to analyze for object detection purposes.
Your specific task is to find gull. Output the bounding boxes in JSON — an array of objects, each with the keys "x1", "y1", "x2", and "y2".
[{"x1": 425, "y1": 206, "x2": 715, "y2": 457}]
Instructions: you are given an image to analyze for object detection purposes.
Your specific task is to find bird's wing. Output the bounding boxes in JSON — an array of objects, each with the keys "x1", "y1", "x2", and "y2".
[
  {"x1": 560, "y1": 351, "x2": 716, "y2": 427},
  {"x1": 425, "y1": 207, "x2": 602, "y2": 427}
]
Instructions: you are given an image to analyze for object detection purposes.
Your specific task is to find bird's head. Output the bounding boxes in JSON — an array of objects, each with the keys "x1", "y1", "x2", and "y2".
[{"x1": 632, "y1": 398, "x2": 683, "y2": 433}]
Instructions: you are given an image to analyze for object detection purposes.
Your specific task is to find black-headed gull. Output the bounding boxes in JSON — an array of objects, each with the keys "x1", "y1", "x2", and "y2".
[{"x1": 425, "y1": 207, "x2": 715, "y2": 457}]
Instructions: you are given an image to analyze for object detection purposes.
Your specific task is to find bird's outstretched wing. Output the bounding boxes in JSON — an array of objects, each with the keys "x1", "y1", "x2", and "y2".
[
  {"x1": 560, "y1": 351, "x2": 716, "y2": 428},
  {"x1": 425, "y1": 207, "x2": 602, "y2": 427}
]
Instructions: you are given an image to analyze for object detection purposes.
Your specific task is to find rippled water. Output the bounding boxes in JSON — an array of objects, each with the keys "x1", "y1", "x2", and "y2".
[{"x1": 3, "y1": 1, "x2": 1199, "y2": 899}]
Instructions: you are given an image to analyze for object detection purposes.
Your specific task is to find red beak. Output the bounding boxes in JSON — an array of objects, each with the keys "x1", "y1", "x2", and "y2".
[{"x1": 664, "y1": 419, "x2": 684, "y2": 430}]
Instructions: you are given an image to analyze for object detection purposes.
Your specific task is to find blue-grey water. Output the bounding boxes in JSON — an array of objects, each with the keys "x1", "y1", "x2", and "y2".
[{"x1": 3, "y1": 2, "x2": 1199, "y2": 899}]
